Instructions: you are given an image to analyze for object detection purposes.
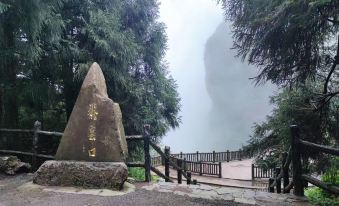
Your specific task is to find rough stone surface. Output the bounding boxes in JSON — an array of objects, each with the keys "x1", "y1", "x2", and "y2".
[
  {"x1": 0, "y1": 156, "x2": 31, "y2": 175},
  {"x1": 33, "y1": 160, "x2": 127, "y2": 190},
  {"x1": 141, "y1": 182, "x2": 312, "y2": 206},
  {"x1": 55, "y1": 62, "x2": 128, "y2": 162}
]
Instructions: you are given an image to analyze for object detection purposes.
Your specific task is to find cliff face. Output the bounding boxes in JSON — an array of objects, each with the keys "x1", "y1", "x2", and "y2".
[{"x1": 204, "y1": 23, "x2": 275, "y2": 149}]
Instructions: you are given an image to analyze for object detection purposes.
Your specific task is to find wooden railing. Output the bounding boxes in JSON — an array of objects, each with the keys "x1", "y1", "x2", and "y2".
[
  {"x1": 290, "y1": 125, "x2": 339, "y2": 196},
  {"x1": 267, "y1": 125, "x2": 339, "y2": 196},
  {"x1": 150, "y1": 148, "x2": 250, "y2": 178},
  {"x1": 167, "y1": 154, "x2": 222, "y2": 178},
  {"x1": 251, "y1": 164, "x2": 275, "y2": 179},
  {"x1": 171, "y1": 150, "x2": 244, "y2": 162},
  {"x1": 0, "y1": 121, "x2": 194, "y2": 184}
]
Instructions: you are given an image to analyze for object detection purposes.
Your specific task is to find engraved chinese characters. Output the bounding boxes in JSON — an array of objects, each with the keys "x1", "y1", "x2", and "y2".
[
  {"x1": 87, "y1": 103, "x2": 98, "y2": 157},
  {"x1": 55, "y1": 62, "x2": 128, "y2": 162}
]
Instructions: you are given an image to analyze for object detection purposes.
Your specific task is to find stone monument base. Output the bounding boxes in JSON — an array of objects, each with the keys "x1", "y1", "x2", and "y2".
[{"x1": 33, "y1": 160, "x2": 128, "y2": 190}]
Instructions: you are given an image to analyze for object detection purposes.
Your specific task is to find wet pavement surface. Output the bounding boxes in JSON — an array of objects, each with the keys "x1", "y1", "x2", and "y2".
[{"x1": 0, "y1": 173, "x2": 310, "y2": 206}]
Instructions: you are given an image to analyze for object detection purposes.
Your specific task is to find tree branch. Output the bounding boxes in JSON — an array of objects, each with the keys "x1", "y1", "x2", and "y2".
[{"x1": 323, "y1": 35, "x2": 339, "y2": 94}]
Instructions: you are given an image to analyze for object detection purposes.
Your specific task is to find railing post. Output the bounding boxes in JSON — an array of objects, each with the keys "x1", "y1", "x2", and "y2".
[
  {"x1": 238, "y1": 149, "x2": 242, "y2": 160},
  {"x1": 32, "y1": 120, "x2": 41, "y2": 171},
  {"x1": 282, "y1": 152, "x2": 290, "y2": 193},
  {"x1": 213, "y1": 150, "x2": 216, "y2": 162},
  {"x1": 199, "y1": 161, "x2": 202, "y2": 176},
  {"x1": 268, "y1": 178, "x2": 274, "y2": 193},
  {"x1": 251, "y1": 164, "x2": 255, "y2": 180},
  {"x1": 180, "y1": 152, "x2": 183, "y2": 159},
  {"x1": 187, "y1": 172, "x2": 192, "y2": 184},
  {"x1": 196, "y1": 151, "x2": 199, "y2": 161},
  {"x1": 276, "y1": 167, "x2": 281, "y2": 193},
  {"x1": 164, "y1": 146, "x2": 170, "y2": 182},
  {"x1": 177, "y1": 158, "x2": 182, "y2": 184},
  {"x1": 161, "y1": 150, "x2": 165, "y2": 166},
  {"x1": 143, "y1": 124, "x2": 151, "y2": 182},
  {"x1": 226, "y1": 150, "x2": 229, "y2": 162},
  {"x1": 218, "y1": 162, "x2": 222, "y2": 178},
  {"x1": 290, "y1": 125, "x2": 304, "y2": 196},
  {"x1": 183, "y1": 158, "x2": 187, "y2": 172}
]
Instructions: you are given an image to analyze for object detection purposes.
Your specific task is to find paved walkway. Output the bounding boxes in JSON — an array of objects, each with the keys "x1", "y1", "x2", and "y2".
[
  {"x1": 222, "y1": 159, "x2": 253, "y2": 180},
  {"x1": 156, "y1": 158, "x2": 265, "y2": 189},
  {"x1": 0, "y1": 174, "x2": 310, "y2": 206},
  {"x1": 143, "y1": 182, "x2": 310, "y2": 205},
  {"x1": 156, "y1": 166, "x2": 266, "y2": 189}
]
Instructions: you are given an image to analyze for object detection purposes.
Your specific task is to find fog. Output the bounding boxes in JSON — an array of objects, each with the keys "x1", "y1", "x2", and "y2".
[{"x1": 160, "y1": 0, "x2": 276, "y2": 153}]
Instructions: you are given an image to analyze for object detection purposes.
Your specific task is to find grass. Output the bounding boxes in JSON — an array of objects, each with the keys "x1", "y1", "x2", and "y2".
[
  {"x1": 128, "y1": 167, "x2": 160, "y2": 182},
  {"x1": 305, "y1": 187, "x2": 339, "y2": 206}
]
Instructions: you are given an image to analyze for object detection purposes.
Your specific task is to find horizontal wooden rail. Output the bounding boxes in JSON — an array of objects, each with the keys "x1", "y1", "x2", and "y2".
[
  {"x1": 149, "y1": 141, "x2": 190, "y2": 180},
  {"x1": 299, "y1": 139, "x2": 339, "y2": 156},
  {"x1": 0, "y1": 122, "x2": 174, "y2": 184},
  {"x1": 125, "y1": 135, "x2": 143, "y2": 140},
  {"x1": 126, "y1": 162, "x2": 145, "y2": 167},
  {"x1": 171, "y1": 149, "x2": 245, "y2": 163},
  {"x1": 37, "y1": 131, "x2": 63, "y2": 136},
  {"x1": 0, "y1": 128, "x2": 34, "y2": 133},
  {"x1": 302, "y1": 174, "x2": 339, "y2": 195},
  {"x1": 291, "y1": 125, "x2": 339, "y2": 196},
  {"x1": 0, "y1": 149, "x2": 54, "y2": 159},
  {"x1": 151, "y1": 166, "x2": 173, "y2": 182}
]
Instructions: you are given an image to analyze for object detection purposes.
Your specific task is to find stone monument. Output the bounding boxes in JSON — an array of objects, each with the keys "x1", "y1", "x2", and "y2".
[{"x1": 33, "y1": 62, "x2": 128, "y2": 190}]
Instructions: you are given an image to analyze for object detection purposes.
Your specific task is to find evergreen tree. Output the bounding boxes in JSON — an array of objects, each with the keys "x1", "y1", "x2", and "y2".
[
  {"x1": 219, "y1": 0, "x2": 339, "y2": 91},
  {"x1": 0, "y1": 0, "x2": 181, "y2": 137}
]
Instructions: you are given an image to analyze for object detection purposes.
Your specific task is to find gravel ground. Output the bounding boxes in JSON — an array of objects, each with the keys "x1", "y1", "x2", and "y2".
[{"x1": 0, "y1": 174, "x2": 251, "y2": 206}]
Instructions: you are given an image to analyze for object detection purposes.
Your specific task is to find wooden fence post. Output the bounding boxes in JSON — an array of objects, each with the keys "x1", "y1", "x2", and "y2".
[
  {"x1": 196, "y1": 151, "x2": 199, "y2": 161},
  {"x1": 226, "y1": 150, "x2": 229, "y2": 162},
  {"x1": 187, "y1": 172, "x2": 191, "y2": 184},
  {"x1": 165, "y1": 146, "x2": 170, "y2": 182},
  {"x1": 199, "y1": 161, "x2": 202, "y2": 176},
  {"x1": 290, "y1": 125, "x2": 304, "y2": 196},
  {"x1": 218, "y1": 162, "x2": 222, "y2": 178},
  {"x1": 177, "y1": 158, "x2": 182, "y2": 184},
  {"x1": 32, "y1": 120, "x2": 41, "y2": 171},
  {"x1": 238, "y1": 149, "x2": 242, "y2": 160},
  {"x1": 269, "y1": 178, "x2": 274, "y2": 193},
  {"x1": 251, "y1": 164, "x2": 255, "y2": 180},
  {"x1": 143, "y1": 124, "x2": 151, "y2": 182},
  {"x1": 213, "y1": 150, "x2": 216, "y2": 162},
  {"x1": 180, "y1": 152, "x2": 183, "y2": 159},
  {"x1": 276, "y1": 167, "x2": 281, "y2": 193},
  {"x1": 282, "y1": 152, "x2": 290, "y2": 193}
]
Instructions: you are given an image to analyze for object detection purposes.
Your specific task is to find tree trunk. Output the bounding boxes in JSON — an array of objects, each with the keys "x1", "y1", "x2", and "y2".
[
  {"x1": 2, "y1": 22, "x2": 18, "y2": 128},
  {"x1": 62, "y1": 61, "x2": 77, "y2": 120}
]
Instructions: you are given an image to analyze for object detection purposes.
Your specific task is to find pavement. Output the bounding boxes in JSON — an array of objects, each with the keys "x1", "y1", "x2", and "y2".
[
  {"x1": 0, "y1": 173, "x2": 310, "y2": 206},
  {"x1": 221, "y1": 159, "x2": 253, "y2": 180},
  {"x1": 156, "y1": 158, "x2": 266, "y2": 190},
  {"x1": 0, "y1": 174, "x2": 251, "y2": 206}
]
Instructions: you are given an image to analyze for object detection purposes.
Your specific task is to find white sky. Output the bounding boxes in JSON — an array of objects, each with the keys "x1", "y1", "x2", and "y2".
[{"x1": 159, "y1": 0, "x2": 275, "y2": 153}]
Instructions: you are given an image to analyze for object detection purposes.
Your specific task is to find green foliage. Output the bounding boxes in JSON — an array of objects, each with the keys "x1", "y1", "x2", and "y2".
[
  {"x1": 128, "y1": 167, "x2": 145, "y2": 181},
  {"x1": 305, "y1": 187, "x2": 339, "y2": 206},
  {"x1": 242, "y1": 81, "x2": 339, "y2": 169},
  {"x1": 0, "y1": 0, "x2": 180, "y2": 139},
  {"x1": 219, "y1": 0, "x2": 339, "y2": 86},
  {"x1": 306, "y1": 158, "x2": 339, "y2": 205},
  {"x1": 255, "y1": 151, "x2": 280, "y2": 170},
  {"x1": 322, "y1": 157, "x2": 339, "y2": 186},
  {"x1": 128, "y1": 167, "x2": 159, "y2": 182}
]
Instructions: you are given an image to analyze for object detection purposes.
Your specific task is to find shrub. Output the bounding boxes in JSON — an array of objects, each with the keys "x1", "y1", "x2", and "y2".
[
  {"x1": 305, "y1": 157, "x2": 339, "y2": 206},
  {"x1": 128, "y1": 167, "x2": 160, "y2": 182}
]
